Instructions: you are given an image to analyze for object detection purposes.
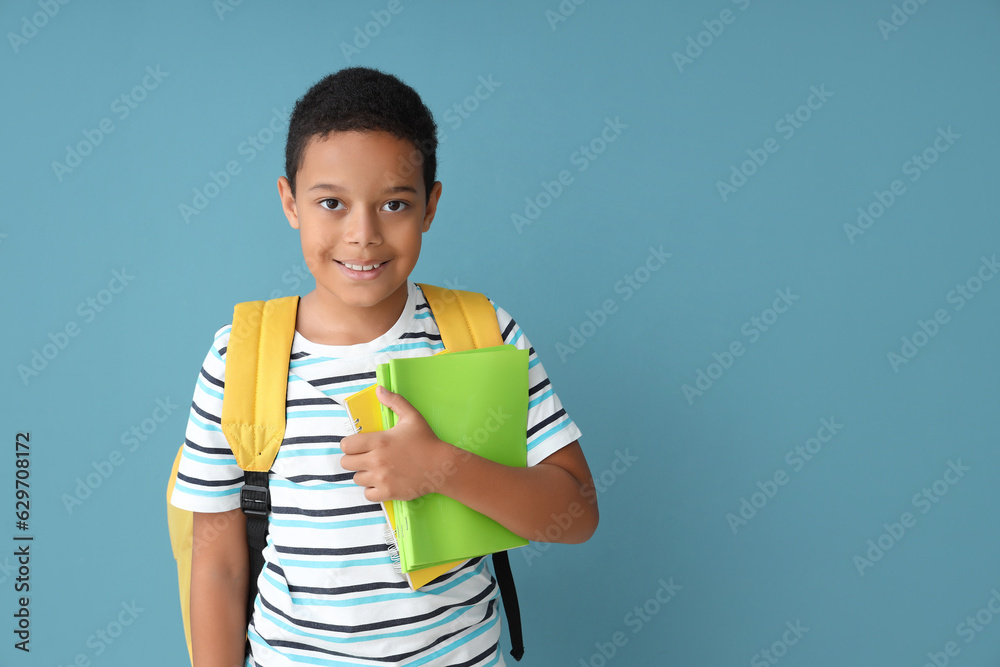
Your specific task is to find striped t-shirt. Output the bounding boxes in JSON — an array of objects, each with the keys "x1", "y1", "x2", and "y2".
[{"x1": 170, "y1": 281, "x2": 582, "y2": 667}]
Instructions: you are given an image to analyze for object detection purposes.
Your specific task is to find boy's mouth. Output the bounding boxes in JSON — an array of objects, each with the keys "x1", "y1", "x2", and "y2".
[
  {"x1": 338, "y1": 261, "x2": 384, "y2": 271},
  {"x1": 335, "y1": 259, "x2": 389, "y2": 280}
]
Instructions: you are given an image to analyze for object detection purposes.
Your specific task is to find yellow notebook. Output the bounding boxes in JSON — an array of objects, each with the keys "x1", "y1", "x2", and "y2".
[{"x1": 344, "y1": 384, "x2": 466, "y2": 590}]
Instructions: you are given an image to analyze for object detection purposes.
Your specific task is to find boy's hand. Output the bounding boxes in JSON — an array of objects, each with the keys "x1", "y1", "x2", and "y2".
[{"x1": 341, "y1": 385, "x2": 452, "y2": 503}]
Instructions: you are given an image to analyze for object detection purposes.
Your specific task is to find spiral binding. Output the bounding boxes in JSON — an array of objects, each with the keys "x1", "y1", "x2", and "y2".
[{"x1": 384, "y1": 523, "x2": 402, "y2": 574}]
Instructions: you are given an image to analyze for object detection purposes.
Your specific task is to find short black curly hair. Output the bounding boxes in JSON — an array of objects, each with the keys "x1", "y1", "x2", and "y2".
[{"x1": 284, "y1": 67, "x2": 438, "y2": 202}]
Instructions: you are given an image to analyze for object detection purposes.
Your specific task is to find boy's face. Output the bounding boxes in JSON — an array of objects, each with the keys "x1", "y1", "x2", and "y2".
[{"x1": 278, "y1": 130, "x2": 442, "y2": 317}]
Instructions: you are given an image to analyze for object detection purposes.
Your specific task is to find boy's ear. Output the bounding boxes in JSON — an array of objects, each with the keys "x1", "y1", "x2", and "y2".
[
  {"x1": 277, "y1": 176, "x2": 300, "y2": 230},
  {"x1": 422, "y1": 181, "x2": 443, "y2": 233}
]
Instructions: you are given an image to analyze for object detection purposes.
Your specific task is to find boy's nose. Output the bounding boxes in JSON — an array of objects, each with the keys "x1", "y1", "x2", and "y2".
[{"x1": 343, "y1": 209, "x2": 383, "y2": 246}]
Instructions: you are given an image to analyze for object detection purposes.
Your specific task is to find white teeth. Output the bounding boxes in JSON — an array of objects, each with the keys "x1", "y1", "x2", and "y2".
[{"x1": 343, "y1": 262, "x2": 382, "y2": 271}]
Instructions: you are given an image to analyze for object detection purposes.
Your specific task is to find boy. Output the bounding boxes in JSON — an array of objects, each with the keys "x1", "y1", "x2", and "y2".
[{"x1": 170, "y1": 66, "x2": 598, "y2": 667}]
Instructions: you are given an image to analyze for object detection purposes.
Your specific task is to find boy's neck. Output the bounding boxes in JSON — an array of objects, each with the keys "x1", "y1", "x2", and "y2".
[{"x1": 296, "y1": 282, "x2": 410, "y2": 346}]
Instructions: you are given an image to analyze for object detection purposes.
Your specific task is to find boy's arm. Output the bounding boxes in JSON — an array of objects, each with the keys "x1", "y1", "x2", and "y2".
[
  {"x1": 438, "y1": 438, "x2": 598, "y2": 544},
  {"x1": 341, "y1": 386, "x2": 599, "y2": 544},
  {"x1": 190, "y1": 509, "x2": 249, "y2": 667}
]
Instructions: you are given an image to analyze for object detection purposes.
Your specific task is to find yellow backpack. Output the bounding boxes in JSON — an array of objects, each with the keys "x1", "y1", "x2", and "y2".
[{"x1": 165, "y1": 283, "x2": 525, "y2": 664}]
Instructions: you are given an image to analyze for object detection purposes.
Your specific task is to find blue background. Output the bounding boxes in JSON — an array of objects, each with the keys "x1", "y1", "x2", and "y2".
[{"x1": 2, "y1": 0, "x2": 999, "y2": 664}]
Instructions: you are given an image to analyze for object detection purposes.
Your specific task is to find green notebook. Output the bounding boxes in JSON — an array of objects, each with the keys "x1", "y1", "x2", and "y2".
[{"x1": 376, "y1": 345, "x2": 530, "y2": 572}]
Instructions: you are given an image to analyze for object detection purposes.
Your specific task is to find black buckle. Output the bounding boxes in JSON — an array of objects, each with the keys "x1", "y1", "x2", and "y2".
[{"x1": 240, "y1": 484, "x2": 270, "y2": 517}]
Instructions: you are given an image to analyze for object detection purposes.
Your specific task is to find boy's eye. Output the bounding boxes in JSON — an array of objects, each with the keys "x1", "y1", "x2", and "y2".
[
  {"x1": 382, "y1": 200, "x2": 408, "y2": 212},
  {"x1": 319, "y1": 198, "x2": 344, "y2": 211}
]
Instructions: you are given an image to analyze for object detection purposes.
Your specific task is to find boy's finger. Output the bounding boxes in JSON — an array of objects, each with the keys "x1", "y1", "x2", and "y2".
[
  {"x1": 341, "y1": 453, "x2": 370, "y2": 472},
  {"x1": 376, "y1": 385, "x2": 418, "y2": 420},
  {"x1": 340, "y1": 433, "x2": 372, "y2": 455}
]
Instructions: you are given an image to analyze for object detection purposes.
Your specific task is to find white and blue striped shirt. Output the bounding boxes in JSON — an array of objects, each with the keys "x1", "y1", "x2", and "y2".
[{"x1": 170, "y1": 281, "x2": 581, "y2": 667}]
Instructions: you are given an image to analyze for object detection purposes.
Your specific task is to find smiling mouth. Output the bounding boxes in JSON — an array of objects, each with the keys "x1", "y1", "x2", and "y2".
[{"x1": 337, "y1": 261, "x2": 385, "y2": 272}]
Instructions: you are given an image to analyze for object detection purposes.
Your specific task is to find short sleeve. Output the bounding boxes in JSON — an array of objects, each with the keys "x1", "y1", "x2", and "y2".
[
  {"x1": 490, "y1": 301, "x2": 583, "y2": 467},
  {"x1": 169, "y1": 325, "x2": 244, "y2": 513}
]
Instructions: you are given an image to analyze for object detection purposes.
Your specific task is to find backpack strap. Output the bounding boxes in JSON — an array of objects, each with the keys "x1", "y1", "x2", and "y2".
[
  {"x1": 491, "y1": 550, "x2": 524, "y2": 661},
  {"x1": 241, "y1": 468, "x2": 270, "y2": 656},
  {"x1": 222, "y1": 297, "x2": 299, "y2": 472},
  {"x1": 220, "y1": 295, "x2": 298, "y2": 654},
  {"x1": 417, "y1": 283, "x2": 503, "y2": 350},
  {"x1": 417, "y1": 283, "x2": 524, "y2": 662}
]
